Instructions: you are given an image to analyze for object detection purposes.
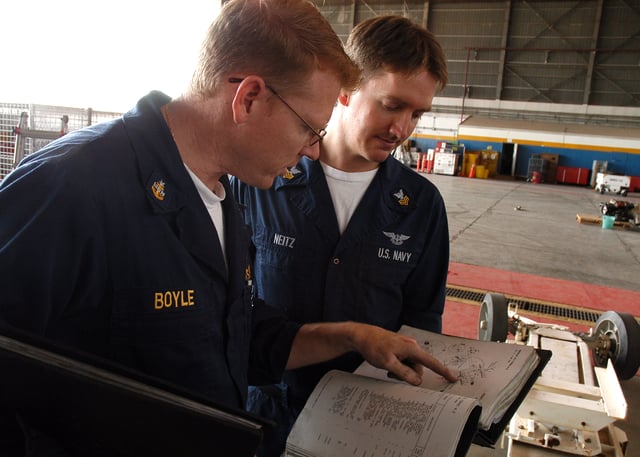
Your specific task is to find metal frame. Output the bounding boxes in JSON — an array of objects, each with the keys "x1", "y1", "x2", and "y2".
[{"x1": 0, "y1": 103, "x2": 121, "y2": 181}]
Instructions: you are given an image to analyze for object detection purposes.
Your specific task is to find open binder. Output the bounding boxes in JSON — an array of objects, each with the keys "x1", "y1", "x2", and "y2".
[
  {"x1": 0, "y1": 323, "x2": 271, "y2": 457},
  {"x1": 286, "y1": 326, "x2": 552, "y2": 457}
]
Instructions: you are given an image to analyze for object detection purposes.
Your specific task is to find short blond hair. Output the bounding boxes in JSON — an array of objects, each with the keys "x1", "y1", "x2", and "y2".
[{"x1": 190, "y1": 0, "x2": 360, "y2": 96}]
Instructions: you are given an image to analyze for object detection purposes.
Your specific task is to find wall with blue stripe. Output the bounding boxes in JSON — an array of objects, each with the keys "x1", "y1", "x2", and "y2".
[{"x1": 411, "y1": 137, "x2": 640, "y2": 178}]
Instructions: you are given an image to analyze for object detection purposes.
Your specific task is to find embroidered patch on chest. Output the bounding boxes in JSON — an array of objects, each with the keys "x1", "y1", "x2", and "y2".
[
  {"x1": 272, "y1": 232, "x2": 296, "y2": 248},
  {"x1": 282, "y1": 166, "x2": 302, "y2": 180},
  {"x1": 383, "y1": 231, "x2": 411, "y2": 246},
  {"x1": 151, "y1": 179, "x2": 166, "y2": 201},
  {"x1": 392, "y1": 188, "x2": 410, "y2": 206}
]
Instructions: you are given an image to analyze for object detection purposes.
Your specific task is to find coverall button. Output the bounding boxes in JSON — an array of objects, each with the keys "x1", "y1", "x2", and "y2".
[{"x1": 332, "y1": 257, "x2": 340, "y2": 265}]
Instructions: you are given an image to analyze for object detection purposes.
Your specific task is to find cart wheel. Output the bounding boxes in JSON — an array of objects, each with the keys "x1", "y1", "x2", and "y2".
[
  {"x1": 478, "y1": 293, "x2": 509, "y2": 342},
  {"x1": 592, "y1": 311, "x2": 640, "y2": 380}
]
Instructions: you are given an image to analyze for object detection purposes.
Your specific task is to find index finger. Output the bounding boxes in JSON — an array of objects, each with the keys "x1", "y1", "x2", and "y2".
[{"x1": 410, "y1": 349, "x2": 458, "y2": 383}]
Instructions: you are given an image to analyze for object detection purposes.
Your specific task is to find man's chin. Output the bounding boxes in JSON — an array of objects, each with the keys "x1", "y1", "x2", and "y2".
[
  {"x1": 370, "y1": 148, "x2": 394, "y2": 162},
  {"x1": 241, "y1": 172, "x2": 278, "y2": 189},
  {"x1": 371, "y1": 141, "x2": 398, "y2": 156}
]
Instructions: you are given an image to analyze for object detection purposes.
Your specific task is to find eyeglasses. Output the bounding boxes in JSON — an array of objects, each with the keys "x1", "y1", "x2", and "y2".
[{"x1": 228, "y1": 77, "x2": 327, "y2": 147}]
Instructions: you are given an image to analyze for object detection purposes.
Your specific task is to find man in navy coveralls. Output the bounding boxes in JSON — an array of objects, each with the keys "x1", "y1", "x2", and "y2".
[{"x1": 232, "y1": 15, "x2": 451, "y2": 456}]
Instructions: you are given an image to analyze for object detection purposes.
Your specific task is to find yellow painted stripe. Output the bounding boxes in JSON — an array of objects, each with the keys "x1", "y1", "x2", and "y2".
[
  {"x1": 411, "y1": 132, "x2": 640, "y2": 155},
  {"x1": 412, "y1": 132, "x2": 458, "y2": 142}
]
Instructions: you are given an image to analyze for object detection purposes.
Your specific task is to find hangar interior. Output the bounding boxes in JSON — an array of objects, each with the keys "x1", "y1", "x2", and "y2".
[
  {"x1": 314, "y1": 0, "x2": 640, "y2": 179},
  {"x1": 315, "y1": 0, "x2": 640, "y2": 121},
  {"x1": 0, "y1": 1, "x2": 638, "y2": 456}
]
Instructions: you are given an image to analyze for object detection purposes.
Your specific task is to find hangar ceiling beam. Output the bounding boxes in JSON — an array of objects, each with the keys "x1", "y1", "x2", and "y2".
[
  {"x1": 583, "y1": 0, "x2": 604, "y2": 105},
  {"x1": 359, "y1": 0, "x2": 377, "y2": 17},
  {"x1": 350, "y1": 0, "x2": 356, "y2": 28},
  {"x1": 621, "y1": 0, "x2": 640, "y2": 17},
  {"x1": 312, "y1": 0, "x2": 640, "y2": 125},
  {"x1": 504, "y1": 66, "x2": 554, "y2": 103},
  {"x1": 495, "y1": 0, "x2": 512, "y2": 100},
  {"x1": 593, "y1": 68, "x2": 640, "y2": 106},
  {"x1": 422, "y1": 1, "x2": 430, "y2": 29},
  {"x1": 520, "y1": 0, "x2": 585, "y2": 59}
]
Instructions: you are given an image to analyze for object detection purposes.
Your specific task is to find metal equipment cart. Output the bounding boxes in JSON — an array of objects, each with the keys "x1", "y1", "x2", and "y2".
[{"x1": 478, "y1": 293, "x2": 639, "y2": 457}]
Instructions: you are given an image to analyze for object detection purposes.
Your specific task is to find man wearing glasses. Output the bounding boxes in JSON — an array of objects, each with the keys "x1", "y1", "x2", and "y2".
[
  {"x1": 229, "y1": 77, "x2": 328, "y2": 147},
  {"x1": 0, "y1": 2, "x2": 455, "y2": 454},
  {"x1": 231, "y1": 15, "x2": 451, "y2": 457}
]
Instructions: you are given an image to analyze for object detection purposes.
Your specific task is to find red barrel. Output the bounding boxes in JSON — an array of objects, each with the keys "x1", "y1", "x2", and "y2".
[{"x1": 532, "y1": 171, "x2": 541, "y2": 184}]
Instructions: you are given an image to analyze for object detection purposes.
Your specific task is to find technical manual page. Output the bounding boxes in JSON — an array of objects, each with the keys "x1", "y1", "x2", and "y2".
[
  {"x1": 285, "y1": 369, "x2": 481, "y2": 457},
  {"x1": 285, "y1": 325, "x2": 548, "y2": 457}
]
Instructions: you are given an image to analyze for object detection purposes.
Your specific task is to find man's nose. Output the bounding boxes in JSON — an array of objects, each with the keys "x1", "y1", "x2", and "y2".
[{"x1": 390, "y1": 113, "x2": 414, "y2": 140}]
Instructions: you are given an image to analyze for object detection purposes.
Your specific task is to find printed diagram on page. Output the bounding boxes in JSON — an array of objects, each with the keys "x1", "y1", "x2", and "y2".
[{"x1": 424, "y1": 339, "x2": 498, "y2": 387}]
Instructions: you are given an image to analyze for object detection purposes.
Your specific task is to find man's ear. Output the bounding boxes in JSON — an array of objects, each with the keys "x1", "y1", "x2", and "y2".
[
  {"x1": 337, "y1": 90, "x2": 350, "y2": 106},
  {"x1": 231, "y1": 76, "x2": 266, "y2": 124}
]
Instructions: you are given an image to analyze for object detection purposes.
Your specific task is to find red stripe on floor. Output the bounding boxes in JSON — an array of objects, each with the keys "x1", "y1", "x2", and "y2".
[{"x1": 447, "y1": 262, "x2": 640, "y2": 317}]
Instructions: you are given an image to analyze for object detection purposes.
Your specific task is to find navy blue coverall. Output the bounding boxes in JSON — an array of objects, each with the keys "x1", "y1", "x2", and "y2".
[
  {"x1": 231, "y1": 155, "x2": 450, "y2": 455},
  {"x1": 0, "y1": 91, "x2": 300, "y2": 455}
]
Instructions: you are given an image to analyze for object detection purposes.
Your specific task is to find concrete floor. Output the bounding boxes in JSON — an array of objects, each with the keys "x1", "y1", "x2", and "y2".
[
  {"x1": 421, "y1": 173, "x2": 640, "y2": 457},
  {"x1": 435, "y1": 174, "x2": 640, "y2": 292}
]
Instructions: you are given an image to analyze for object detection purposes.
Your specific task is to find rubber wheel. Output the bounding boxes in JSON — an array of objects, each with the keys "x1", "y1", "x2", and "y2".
[
  {"x1": 592, "y1": 311, "x2": 640, "y2": 380},
  {"x1": 478, "y1": 293, "x2": 509, "y2": 342}
]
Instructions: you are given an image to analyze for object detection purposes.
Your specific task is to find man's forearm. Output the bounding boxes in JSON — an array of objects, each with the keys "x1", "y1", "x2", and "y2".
[
  {"x1": 286, "y1": 321, "x2": 358, "y2": 369},
  {"x1": 286, "y1": 321, "x2": 457, "y2": 386}
]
